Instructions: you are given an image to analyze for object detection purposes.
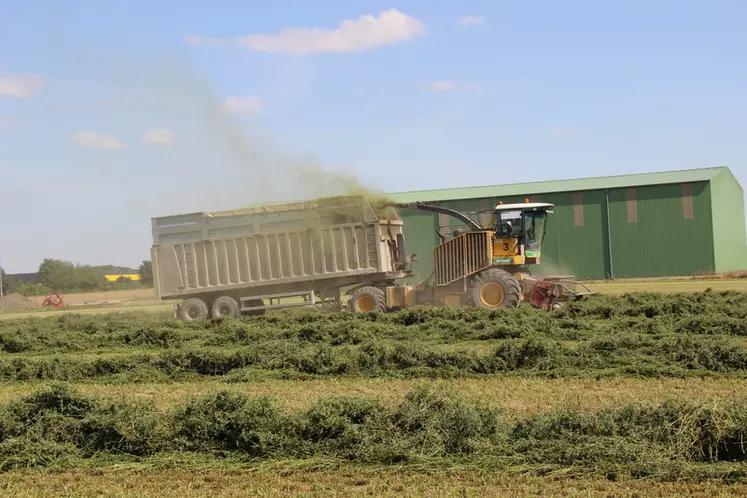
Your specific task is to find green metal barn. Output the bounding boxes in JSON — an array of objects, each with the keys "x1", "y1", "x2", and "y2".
[{"x1": 387, "y1": 166, "x2": 747, "y2": 281}]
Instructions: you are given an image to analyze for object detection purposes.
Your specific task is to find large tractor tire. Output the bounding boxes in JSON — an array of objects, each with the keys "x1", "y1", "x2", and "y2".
[
  {"x1": 178, "y1": 297, "x2": 209, "y2": 322},
  {"x1": 212, "y1": 296, "x2": 240, "y2": 319},
  {"x1": 469, "y1": 268, "x2": 522, "y2": 309},
  {"x1": 349, "y1": 286, "x2": 387, "y2": 313}
]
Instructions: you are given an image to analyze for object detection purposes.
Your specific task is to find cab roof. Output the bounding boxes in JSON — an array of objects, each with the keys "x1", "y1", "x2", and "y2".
[{"x1": 494, "y1": 202, "x2": 554, "y2": 211}]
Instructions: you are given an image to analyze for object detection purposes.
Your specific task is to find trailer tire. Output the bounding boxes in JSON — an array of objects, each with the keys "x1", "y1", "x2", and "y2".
[
  {"x1": 212, "y1": 296, "x2": 240, "y2": 319},
  {"x1": 470, "y1": 268, "x2": 521, "y2": 309},
  {"x1": 178, "y1": 297, "x2": 209, "y2": 322},
  {"x1": 350, "y1": 286, "x2": 387, "y2": 313}
]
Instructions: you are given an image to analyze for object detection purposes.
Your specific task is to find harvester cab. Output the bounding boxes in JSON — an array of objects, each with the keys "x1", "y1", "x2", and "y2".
[
  {"x1": 490, "y1": 201, "x2": 554, "y2": 266},
  {"x1": 393, "y1": 200, "x2": 593, "y2": 311}
]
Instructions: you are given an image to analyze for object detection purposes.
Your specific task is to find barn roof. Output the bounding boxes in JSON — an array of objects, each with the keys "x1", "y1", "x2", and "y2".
[
  {"x1": 229, "y1": 166, "x2": 733, "y2": 212},
  {"x1": 385, "y1": 166, "x2": 730, "y2": 203}
]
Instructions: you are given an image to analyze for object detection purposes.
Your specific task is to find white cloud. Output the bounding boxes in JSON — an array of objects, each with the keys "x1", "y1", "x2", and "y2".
[
  {"x1": 143, "y1": 128, "x2": 175, "y2": 145},
  {"x1": 428, "y1": 81, "x2": 458, "y2": 92},
  {"x1": 0, "y1": 74, "x2": 44, "y2": 98},
  {"x1": 458, "y1": 15, "x2": 484, "y2": 26},
  {"x1": 227, "y1": 9, "x2": 425, "y2": 55},
  {"x1": 183, "y1": 34, "x2": 226, "y2": 47},
  {"x1": 184, "y1": 34, "x2": 205, "y2": 46},
  {"x1": 223, "y1": 96, "x2": 263, "y2": 114},
  {"x1": 70, "y1": 131, "x2": 125, "y2": 150}
]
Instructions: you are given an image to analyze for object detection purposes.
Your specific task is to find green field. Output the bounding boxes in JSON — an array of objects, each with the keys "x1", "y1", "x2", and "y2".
[
  {"x1": 2, "y1": 288, "x2": 747, "y2": 496},
  {"x1": 588, "y1": 279, "x2": 747, "y2": 294}
]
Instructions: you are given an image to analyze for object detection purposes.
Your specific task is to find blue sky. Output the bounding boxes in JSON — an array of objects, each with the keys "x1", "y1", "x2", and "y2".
[{"x1": 0, "y1": 0, "x2": 745, "y2": 272}]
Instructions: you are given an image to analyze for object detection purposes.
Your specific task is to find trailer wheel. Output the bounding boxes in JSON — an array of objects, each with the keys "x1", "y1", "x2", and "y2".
[
  {"x1": 178, "y1": 297, "x2": 209, "y2": 322},
  {"x1": 212, "y1": 296, "x2": 240, "y2": 319},
  {"x1": 350, "y1": 286, "x2": 387, "y2": 313},
  {"x1": 469, "y1": 268, "x2": 521, "y2": 309}
]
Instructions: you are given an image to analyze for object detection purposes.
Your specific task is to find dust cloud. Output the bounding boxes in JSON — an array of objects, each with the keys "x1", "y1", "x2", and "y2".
[
  {"x1": 14, "y1": 32, "x2": 391, "y2": 219},
  {"x1": 4, "y1": 33, "x2": 400, "y2": 269},
  {"x1": 79, "y1": 54, "x2": 391, "y2": 216},
  {"x1": 536, "y1": 259, "x2": 574, "y2": 279}
]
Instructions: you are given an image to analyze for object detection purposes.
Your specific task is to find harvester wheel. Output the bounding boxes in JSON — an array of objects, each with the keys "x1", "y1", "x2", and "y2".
[
  {"x1": 469, "y1": 268, "x2": 521, "y2": 309},
  {"x1": 178, "y1": 298, "x2": 209, "y2": 322},
  {"x1": 212, "y1": 296, "x2": 240, "y2": 319},
  {"x1": 350, "y1": 286, "x2": 387, "y2": 313}
]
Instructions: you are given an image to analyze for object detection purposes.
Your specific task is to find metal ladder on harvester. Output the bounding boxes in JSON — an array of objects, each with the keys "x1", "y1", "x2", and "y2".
[
  {"x1": 364, "y1": 226, "x2": 378, "y2": 269},
  {"x1": 182, "y1": 245, "x2": 198, "y2": 288}
]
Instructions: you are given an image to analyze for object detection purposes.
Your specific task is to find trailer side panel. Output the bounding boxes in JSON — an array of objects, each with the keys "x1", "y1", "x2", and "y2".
[{"x1": 151, "y1": 196, "x2": 405, "y2": 300}]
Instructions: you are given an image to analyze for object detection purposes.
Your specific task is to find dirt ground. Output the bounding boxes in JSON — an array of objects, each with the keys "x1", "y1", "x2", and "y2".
[
  {"x1": 0, "y1": 288, "x2": 161, "y2": 320},
  {"x1": 0, "y1": 293, "x2": 37, "y2": 311},
  {"x1": 24, "y1": 288, "x2": 156, "y2": 306},
  {"x1": 3, "y1": 468, "x2": 746, "y2": 497}
]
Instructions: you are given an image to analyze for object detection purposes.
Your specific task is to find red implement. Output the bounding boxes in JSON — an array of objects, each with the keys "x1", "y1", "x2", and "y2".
[
  {"x1": 42, "y1": 293, "x2": 64, "y2": 308},
  {"x1": 522, "y1": 274, "x2": 594, "y2": 311}
]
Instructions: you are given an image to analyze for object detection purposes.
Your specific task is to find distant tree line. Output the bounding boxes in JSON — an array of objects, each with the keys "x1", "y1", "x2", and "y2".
[{"x1": 1, "y1": 259, "x2": 153, "y2": 296}]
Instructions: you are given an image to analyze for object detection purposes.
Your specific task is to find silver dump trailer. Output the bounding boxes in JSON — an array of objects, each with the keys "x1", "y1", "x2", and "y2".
[{"x1": 151, "y1": 195, "x2": 412, "y2": 321}]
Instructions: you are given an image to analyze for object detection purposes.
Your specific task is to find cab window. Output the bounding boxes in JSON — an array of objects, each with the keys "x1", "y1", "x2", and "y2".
[
  {"x1": 523, "y1": 211, "x2": 547, "y2": 250},
  {"x1": 495, "y1": 210, "x2": 522, "y2": 237}
]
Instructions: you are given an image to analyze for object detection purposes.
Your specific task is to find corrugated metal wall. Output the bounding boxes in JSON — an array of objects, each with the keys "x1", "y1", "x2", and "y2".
[
  {"x1": 529, "y1": 190, "x2": 609, "y2": 280},
  {"x1": 398, "y1": 180, "x2": 718, "y2": 281},
  {"x1": 710, "y1": 170, "x2": 747, "y2": 272},
  {"x1": 607, "y1": 182, "x2": 714, "y2": 278}
]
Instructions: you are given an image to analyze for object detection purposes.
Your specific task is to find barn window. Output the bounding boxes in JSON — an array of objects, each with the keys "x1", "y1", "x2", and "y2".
[
  {"x1": 682, "y1": 183, "x2": 694, "y2": 220},
  {"x1": 626, "y1": 188, "x2": 638, "y2": 223},
  {"x1": 573, "y1": 192, "x2": 584, "y2": 226}
]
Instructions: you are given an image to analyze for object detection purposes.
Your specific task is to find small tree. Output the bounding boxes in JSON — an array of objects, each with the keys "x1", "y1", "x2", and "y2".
[
  {"x1": 38, "y1": 258, "x2": 77, "y2": 291},
  {"x1": 3, "y1": 278, "x2": 22, "y2": 295},
  {"x1": 139, "y1": 260, "x2": 153, "y2": 286},
  {"x1": 74, "y1": 266, "x2": 107, "y2": 291}
]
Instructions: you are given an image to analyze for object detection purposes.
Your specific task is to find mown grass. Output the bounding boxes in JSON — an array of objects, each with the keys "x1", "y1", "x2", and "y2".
[
  {"x1": 1, "y1": 377, "x2": 746, "y2": 421},
  {"x1": 1, "y1": 334, "x2": 746, "y2": 381},
  {"x1": 1, "y1": 291, "x2": 747, "y2": 382},
  {"x1": 3, "y1": 383, "x2": 747, "y2": 482},
  {"x1": 4, "y1": 290, "x2": 747, "y2": 487},
  {"x1": 4, "y1": 290, "x2": 747, "y2": 355},
  {"x1": 4, "y1": 467, "x2": 747, "y2": 497}
]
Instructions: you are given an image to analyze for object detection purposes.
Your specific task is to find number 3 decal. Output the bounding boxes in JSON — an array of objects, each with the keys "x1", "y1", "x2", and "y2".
[{"x1": 503, "y1": 243, "x2": 509, "y2": 251}]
